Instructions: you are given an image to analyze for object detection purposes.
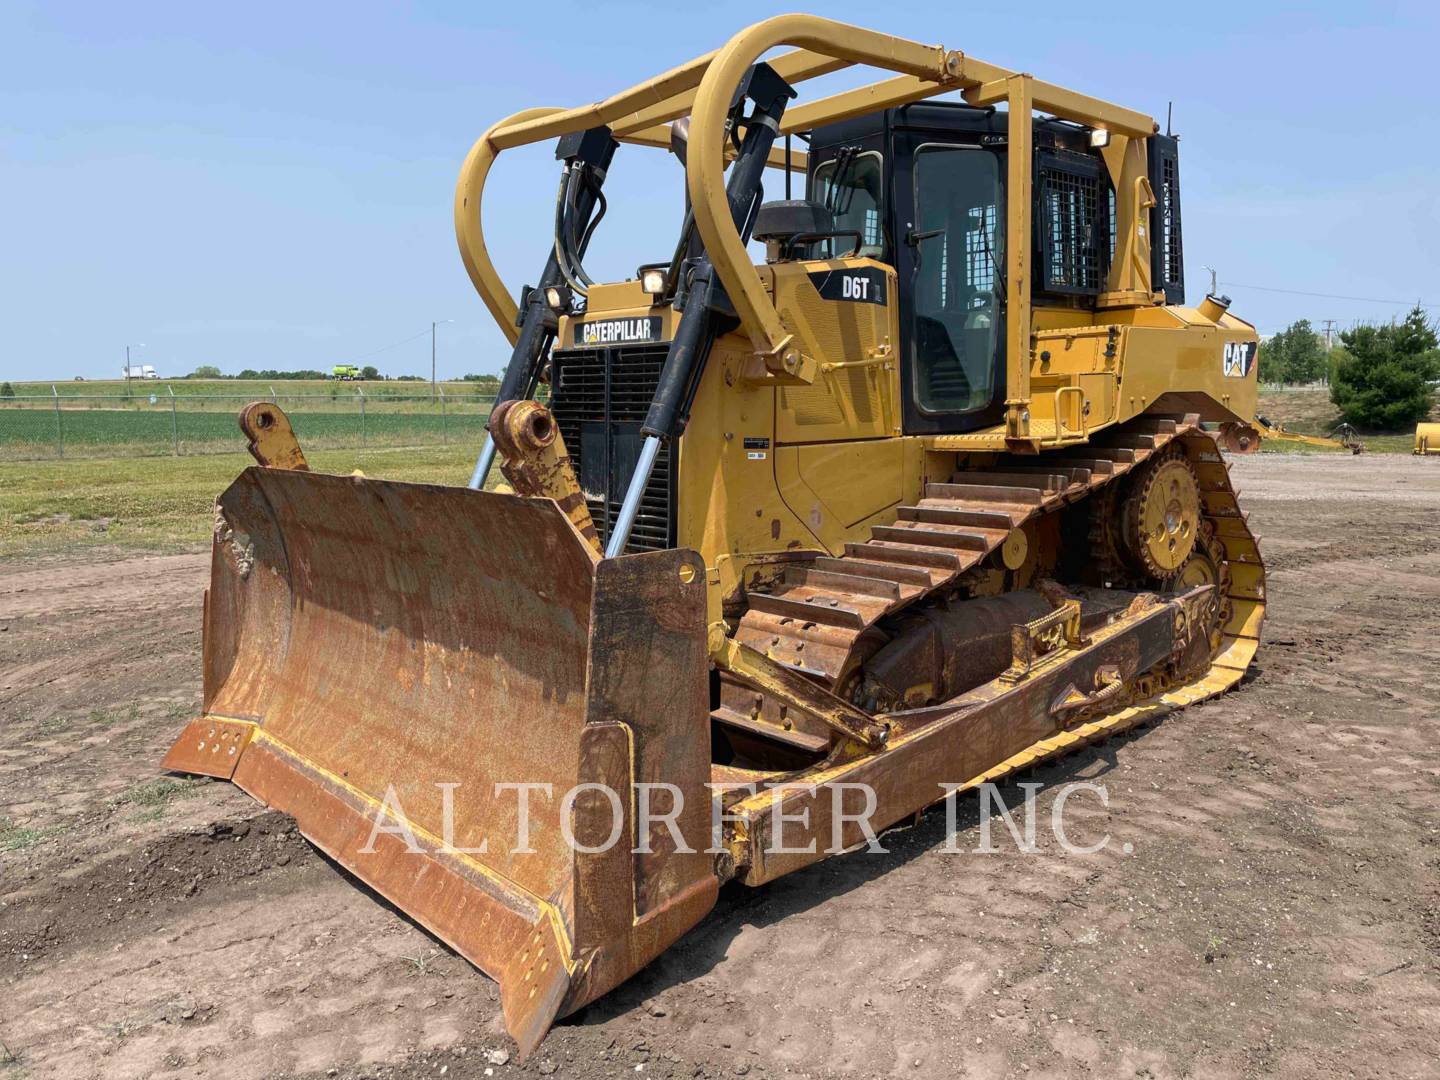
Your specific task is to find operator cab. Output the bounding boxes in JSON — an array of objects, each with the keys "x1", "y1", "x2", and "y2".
[{"x1": 781, "y1": 102, "x2": 1183, "y2": 435}]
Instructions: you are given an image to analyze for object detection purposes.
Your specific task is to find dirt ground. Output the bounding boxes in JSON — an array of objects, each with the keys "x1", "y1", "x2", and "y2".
[{"x1": 3, "y1": 452, "x2": 1439, "y2": 1080}]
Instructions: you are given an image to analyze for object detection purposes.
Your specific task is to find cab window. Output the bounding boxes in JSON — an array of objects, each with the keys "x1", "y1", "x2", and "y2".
[
  {"x1": 812, "y1": 150, "x2": 885, "y2": 259},
  {"x1": 910, "y1": 145, "x2": 1002, "y2": 415}
]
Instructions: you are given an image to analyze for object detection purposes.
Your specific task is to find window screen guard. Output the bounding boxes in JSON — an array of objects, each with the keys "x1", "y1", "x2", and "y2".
[
  {"x1": 1034, "y1": 151, "x2": 1107, "y2": 297},
  {"x1": 1147, "y1": 134, "x2": 1185, "y2": 304}
]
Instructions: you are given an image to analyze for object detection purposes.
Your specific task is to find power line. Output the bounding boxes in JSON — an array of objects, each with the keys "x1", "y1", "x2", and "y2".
[
  {"x1": 340, "y1": 326, "x2": 435, "y2": 366},
  {"x1": 1220, "y1": 281, "x2": 1437, "y2": 309}
]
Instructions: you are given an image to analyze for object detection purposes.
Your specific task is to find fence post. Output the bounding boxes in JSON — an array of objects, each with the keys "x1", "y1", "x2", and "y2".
[
  {"x1": 269, "y1": 384, "x2": 278, "y2": 404},
  {"x1": 439, "y1": 387, "x2": 447, "y2": 444},
  {"x1": 168, "y1": 385, "x2": 180, "y2": 455},
  {"x1": 52, "y1": 385, "x2": 64, "y2": 459},
  {"x1": 359, "y1": 389, "x2": 366, "y2": 447}
]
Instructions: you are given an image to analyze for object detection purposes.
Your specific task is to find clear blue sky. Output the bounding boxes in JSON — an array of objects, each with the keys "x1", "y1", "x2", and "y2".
[{"x1": 2, "y1": 0, "x2": 1436, "y2": 382}]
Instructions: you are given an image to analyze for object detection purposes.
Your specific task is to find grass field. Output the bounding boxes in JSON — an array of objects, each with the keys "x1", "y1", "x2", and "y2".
[
  {"x1": 5, "y1": 384, "x2": 1427, "y2": 463},
  {"x1": 2, "y1": 377, "x2": 496, "y2": 401},
  {"x1": 2, "y1": 388, "x2": 1431, "y2": 560},
  {"x1": 0, "y1": 444, "x2": 482, "y2": 558},
  {"x1": 0, "y1": 403, "x2": 491, "y2": 459}
]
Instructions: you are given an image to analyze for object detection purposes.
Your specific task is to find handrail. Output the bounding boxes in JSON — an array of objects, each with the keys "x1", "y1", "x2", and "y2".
[
  {"x1": 1053, "y1": 385, "x2": 1088, "y2": 441},
  {"x1": 454, "y1": 14, "x2": 1157, "y2": 381},
  {"x1": 453, "y1": 106, "x2": 564, "y2": 347},
  {"x1": 686, "y1": 14, "x2": 952, "y2": 361}
]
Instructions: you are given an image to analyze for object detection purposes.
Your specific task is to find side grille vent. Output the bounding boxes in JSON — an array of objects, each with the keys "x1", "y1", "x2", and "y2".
[
  {"x1": 1035, "y1": 150, "x2": 1107, "y2": 297},
  {"x1": 1147, "y1": 134, "x2": 1185, "y2": 305},
  {"x1": 548, "y1": 343, "x2": 675, "y2": 554}
]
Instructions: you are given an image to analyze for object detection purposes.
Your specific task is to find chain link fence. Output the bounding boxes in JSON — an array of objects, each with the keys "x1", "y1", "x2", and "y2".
[{"x1": 0, "y1": 387, "x2": 497, "y2": 461}]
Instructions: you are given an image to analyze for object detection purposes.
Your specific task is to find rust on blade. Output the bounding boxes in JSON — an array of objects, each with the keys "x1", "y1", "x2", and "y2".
[
  {"x1": 164, "y1": 466, "x2": 719, "y2": 1057},
  {"x1": 161, "y1": 716, "x2": 255, "y2": 780},
  {"x1": 234, "y1": 730, "x2": 573, "y2": 1057}
]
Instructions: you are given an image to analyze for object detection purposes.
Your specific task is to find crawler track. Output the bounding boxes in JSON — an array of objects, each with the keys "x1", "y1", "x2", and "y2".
[{"x1": 716, "y1": 414, "x2": 1265, "y2": 779}]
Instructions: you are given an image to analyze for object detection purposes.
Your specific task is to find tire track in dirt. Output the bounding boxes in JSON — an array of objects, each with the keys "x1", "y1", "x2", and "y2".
[{"x1": 3, "y1": 455, "x2": 1440, "y2": 1079}]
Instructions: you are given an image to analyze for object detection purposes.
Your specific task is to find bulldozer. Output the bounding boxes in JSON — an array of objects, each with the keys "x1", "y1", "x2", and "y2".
[{"x1": 164, "y1": 15, "x2": 1265, "y2": 1058}]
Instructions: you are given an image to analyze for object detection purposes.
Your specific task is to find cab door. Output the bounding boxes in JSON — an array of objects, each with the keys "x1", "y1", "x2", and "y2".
[{"x1": 894, "y1": 141, "x2": 1008, "y2": 434}]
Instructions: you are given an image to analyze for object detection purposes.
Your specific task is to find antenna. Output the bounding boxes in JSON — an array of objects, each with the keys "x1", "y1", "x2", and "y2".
[{"x1": 1166, "y1": 101, "x2": 1173, "y2": 137}]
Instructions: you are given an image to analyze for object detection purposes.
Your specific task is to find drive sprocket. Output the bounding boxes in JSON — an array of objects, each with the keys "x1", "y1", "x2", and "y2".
[{"x1": 1122, "y1": 449, "x2": 1202, "y2": 580}]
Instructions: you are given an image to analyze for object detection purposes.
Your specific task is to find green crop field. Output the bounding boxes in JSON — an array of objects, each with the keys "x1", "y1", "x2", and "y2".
[
  {"x1": 1, "y1": 386, "x2": 1427, "y2": 560},
  {"x1": 2, "y1": 377, "x2": 496, "y2": 401},
  {"x1": 0, "y1": 444, "x2": 490, "y2": 558},
  {"x1": 0, "y1": 404, "x2": 492, "y2": 459},
  {"x1": 0, "y1": 382, "x2": 497, "y2": 460}
]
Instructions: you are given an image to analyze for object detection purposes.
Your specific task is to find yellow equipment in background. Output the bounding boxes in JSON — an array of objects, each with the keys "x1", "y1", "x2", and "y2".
[
  {"x1": 1254, "y1": 415, "x2": 1365, "y2": 454},
  {"x1": 166, "y1": 15, "x2": 1266, "y2": 1058},
  {"x1": 1416, "y1": 422, "x2": 1440, "y2": 454}
]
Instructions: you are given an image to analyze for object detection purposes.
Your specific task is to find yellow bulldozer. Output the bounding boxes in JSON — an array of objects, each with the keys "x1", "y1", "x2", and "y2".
[{"x1": 165, "y1": 15, "x2": 1265, "y2": 1057}]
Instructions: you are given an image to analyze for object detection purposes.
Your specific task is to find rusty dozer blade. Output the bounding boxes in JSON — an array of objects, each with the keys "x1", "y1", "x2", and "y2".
[{"x1": 164, "y1": 465, "x2": 718, "y2": 1057}]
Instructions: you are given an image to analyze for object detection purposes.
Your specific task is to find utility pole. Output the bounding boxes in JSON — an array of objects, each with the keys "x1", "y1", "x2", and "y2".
[
  {"x1": 431, "y1": 319, "x2": 452, "y2": 402},
  {"x1": 1202, "y1": 265, "x2": 1218, "y2": 297},
  {"x1": 1321, "y1": 319, "x2": 1337, "y2": 350},
  {"x1": 124, "y1": 342, "x2": 145, "y2": 391}
]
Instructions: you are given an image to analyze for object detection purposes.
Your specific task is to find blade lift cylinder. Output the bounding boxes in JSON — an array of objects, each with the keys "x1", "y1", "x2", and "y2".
[
  {"x1": 605, "y1": 62, "x2": 796, "y2": 557},
  {"x1": 470, "y1": 126, "x2": 618, "y2": 489}
]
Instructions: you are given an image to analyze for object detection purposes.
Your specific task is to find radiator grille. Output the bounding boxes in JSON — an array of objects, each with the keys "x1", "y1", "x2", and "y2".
[{"x1": 549, "y1": 343, "x2": 675, "y2": 554}]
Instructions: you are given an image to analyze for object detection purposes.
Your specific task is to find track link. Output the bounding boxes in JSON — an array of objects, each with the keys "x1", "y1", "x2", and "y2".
[{"x1": 715, "y1": 414, "x2": 1266, "y2": 777}]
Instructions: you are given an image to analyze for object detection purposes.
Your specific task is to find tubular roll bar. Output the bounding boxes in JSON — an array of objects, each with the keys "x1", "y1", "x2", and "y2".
[{"x1": 454, "y1": 14, "x2": 1156, "y2": 434}]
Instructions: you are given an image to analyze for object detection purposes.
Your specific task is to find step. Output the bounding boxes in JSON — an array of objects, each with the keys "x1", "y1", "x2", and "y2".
[
  {"x1": 813, "y1": 556, "x2": 939, "y2": 587},
  {"x1": 900, "y1": 504, "x2": 1018, "y2": 530},
  {"x1": 871, "y1": 523, "x2": 996, "y2": 551},
  {"x1": 746, "y1": 592, "x2": 867, "y2": 629},
  {"x1": 784, "y1": 566, "x2": 902, "y2": 602},
  {"x1": 924, "y1": 482, "x2": 1046, "y2": 506},
  {"x1": 846, "y1": 540, "x2": 965, "y2": 572}
]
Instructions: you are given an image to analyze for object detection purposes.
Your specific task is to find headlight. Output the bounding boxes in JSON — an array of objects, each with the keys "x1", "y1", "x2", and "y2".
[
  {"x1": 640, "y1": 268, "x2": 668, "y2": 296},
  {"x1": 1089, "y1": 127, "x2": 1110, "y2": 149},
  {"x1": 544, "y1": 285, "x2": 572, "y2": 312}
]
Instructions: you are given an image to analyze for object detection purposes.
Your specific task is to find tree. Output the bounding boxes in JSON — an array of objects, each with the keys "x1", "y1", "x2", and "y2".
[
  {"x1": 0, "y1": 381, "x2": 13, "y2": 399},
  {"x1": 234, "y1": 368, "x2": 326, "y2": 380},
  {"x1": 1260, "y1": 319, "x2": 1326, "y2": 384},
  {"x1": 360, "y1": 365, "x2": 380, "y2": 380},
  {"x1": 191, "y1": 364, "x2": 223, "y2": 379},
  {"x1": 1330, "y1": 306, "x2": 1439, "y2": 430}
]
